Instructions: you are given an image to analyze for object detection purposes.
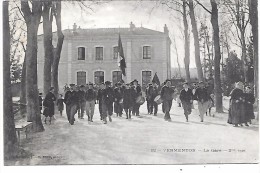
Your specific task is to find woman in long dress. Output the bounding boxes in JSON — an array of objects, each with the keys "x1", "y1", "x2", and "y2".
[
  {"x1": 228, "y1": 82, "x2": 245, "y2": 127},
  {"x1": 244, "y1": 86, "x2": 255, "y2": 126}
]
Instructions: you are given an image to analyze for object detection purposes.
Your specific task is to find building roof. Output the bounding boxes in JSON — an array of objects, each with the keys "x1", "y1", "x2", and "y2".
[{"x1": 39, "y1": 26, "x2": 168, "y2": 38}]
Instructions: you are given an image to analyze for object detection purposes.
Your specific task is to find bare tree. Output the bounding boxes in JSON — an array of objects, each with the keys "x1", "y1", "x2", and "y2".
[
  {"x1": 43, "y1": 1, "x2": 54, "y2": 96},
  {"x1": 248, "y1": 0, "x2": 258, "y2": 119},
  {"x1": 195, "y1": 0, "x2": 223, "y2": 112},
  {"x1": 210, "y1": 0, "x2": 224, "y2": 112},
  {"x1": 51, "y1": 1, "x2": 64, "y2": 98},
  {"x1": 225, "y1": 0, "x2": 250, "y2": 83},
  {"x1": 21, "y1": 0, "x2": 44, "y2": 131},
  {"x1": 188, "y1": 0, "x2": 204, "y2": 81},
  {"x1": 3, "y1": 0, "x2": 17, "y2": 159}
]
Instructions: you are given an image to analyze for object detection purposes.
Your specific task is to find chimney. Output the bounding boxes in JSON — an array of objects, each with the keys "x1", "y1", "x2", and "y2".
[
  {"x1": 130, "y1": 21, "x2": 135, "y2": 31},
  {"x1": 73, "y1": 23, "x2": 77, "y2": 32},
  {"x1": 164, "y1": 24, "x2": 169, "y2": 35}
]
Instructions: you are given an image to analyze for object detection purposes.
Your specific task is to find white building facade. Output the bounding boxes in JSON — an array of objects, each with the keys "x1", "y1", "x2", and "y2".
[{"x1": 37, "y1": 22, "x2": 171, "y2": 92}]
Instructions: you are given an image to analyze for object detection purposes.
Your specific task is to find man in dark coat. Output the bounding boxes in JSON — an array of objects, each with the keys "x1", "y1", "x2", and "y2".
[
  {"x1": 85, "y1": 83, "x2": 97, "y2": 122},
  {"x1": 151, "y1": 82, "x2": 159, "y2": 116},
  {"x1": 123, "y1": 83, "x2": 134, "y2": 119},
  {"x1": 102, "y1": 81, "x2": 114, "y2": 124},
  {"x1": 179, "y1": 82, "x2": 193, "y2": 122},
  {"x1": 146, "y1": 83, "x2": 153, "y2": 114},
  {"x1": 43, "y1": 87, "x2": 56, "y2": 124},
  {"x1": 132, "y1": 79, "x2": 142, "y2": 116},
  {"x1": 194, "y1": 81, "x2": 211, "y2": 122},
  {"x1": 97, "y1": 83, "x2": 105, "y2": 120},
  {"x1": 64, "y1": 84, "x2": 79, "y2": 125},
  {"x1": 77, "y1": 85, "x2": 86, "y2": 119},
  {"x1": 114, "y1": 82, "x2": 123, "y2": 117},
  {"x1": 161, "y1": 79, "x2": 174, "y2": 121}
]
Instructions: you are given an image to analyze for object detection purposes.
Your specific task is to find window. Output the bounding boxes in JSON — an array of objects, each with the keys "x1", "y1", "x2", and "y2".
[
  {"x1": 77, "y1": 71, "x2": 86, "y2": 85},
  {"x1": 78, "y1": 47, "x2": 85, "y2": 60},
  {"x1": 112, "y1": 71, "x2": 122, "y2": 86},
  {"x1": 143, "y1": 46, "x2": 151, "y2": 59},
  {"x1": 142, "y1": 71, "x2": 152, "y2": 87},
  {"x1": 96, "y1": 47, "x2": 103, "y2": 60},
  {"x1": 113, "y1": 46, "x2": 118, "y2": 59},
  {"x1": 94, "y1": 71, "x2": 104, "y2": 84}
]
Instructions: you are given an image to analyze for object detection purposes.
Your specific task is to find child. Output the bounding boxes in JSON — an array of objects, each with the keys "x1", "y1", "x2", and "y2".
[{"x1": 57, "y1": 94, "x2": 64, "y2": 116}]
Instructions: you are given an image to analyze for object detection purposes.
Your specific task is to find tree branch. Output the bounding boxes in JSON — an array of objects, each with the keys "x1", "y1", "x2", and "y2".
[{"x1": 194, "y1": 0, "x2": 212, "y2": 14}]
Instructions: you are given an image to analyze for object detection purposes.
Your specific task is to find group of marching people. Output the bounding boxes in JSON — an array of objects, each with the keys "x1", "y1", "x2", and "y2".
[
  {"x1": 53, "y1": 79, "x2": 143, "y2": 125},
  {"x1": 40, "y1": 78, "x2": 255, "y2": 126},
  {"x1": 228, "y1": 81, "x2": 255, "y2": 127}
]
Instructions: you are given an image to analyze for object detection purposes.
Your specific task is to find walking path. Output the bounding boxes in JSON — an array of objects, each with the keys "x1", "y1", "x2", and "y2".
[{"x1": 8, "y1": 99, "x2": 259, "y2": 165}]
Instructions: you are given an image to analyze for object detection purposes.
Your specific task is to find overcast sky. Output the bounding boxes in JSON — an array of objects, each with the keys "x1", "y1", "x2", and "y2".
[{"x1": 52, "y1": 0, "x2": 192, "y2": 68}]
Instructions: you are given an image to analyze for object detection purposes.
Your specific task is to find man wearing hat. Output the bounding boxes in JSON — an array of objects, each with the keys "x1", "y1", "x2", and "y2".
[
  {"x1": 85, "y1": 83, "x2": 97, "y2": 122},
  {"x1": 193, "y1": 81, "x2": 211, "y2": 122},
  {"x1": 43, "y1": 87, "x2": 56, "y2": 124},
  {"x1": 77, "y1": 85, "x2": 86, "y2": 119},
  {"x1": 160, "y1": 79, "x2": 175, "y2": 121},
  {"x1": 114, "y1": 82, "x2": 123, "y2": 117},
  {"x1": 132, "y1": 79, "x2": 142, "y2": 116},
  {"x1": 145, "y1": 83, "x2": 153, "y2": 114},
  {"x1": 180, "y1": 82, "x2": 193, "y2": 122},
  {"x1": 123, "y1": 83, "x2": 135, "y2": 119},
  {"x1": 101, "y1": 81, "x2": 114, "y2": 124},
  {"x1": 64, "y1": 84, "x2": 79, "y2": 125},
  {"x1": 97, "y1": 83, "x2": 105, "y2": 120}
]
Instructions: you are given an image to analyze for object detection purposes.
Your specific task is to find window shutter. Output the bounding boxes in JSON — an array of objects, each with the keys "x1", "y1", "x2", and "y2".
[
  {"x1": 93, "y1": 47, "x2": 96, "y2": 60},
  {"x1": 151, "y1": 46, "x2": 154, "y2": 59},
  {"x1": 139, "y1": 46, "x2": 143, "y2": 59}
]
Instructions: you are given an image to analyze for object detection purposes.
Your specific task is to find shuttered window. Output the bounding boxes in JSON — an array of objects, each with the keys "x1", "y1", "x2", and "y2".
[
  {"x1": 142, "y1": 71, "x2": 152, "y2": 87},
  {"x1": 94, "y1": 71, "x2": 104, "y2": 84},
  {"x1": 143, "y1": 46, "x2": 151, "y2": 59},
  {"x1": 77, "y1": 71, "x2": 86, "y2": 85},
  {"x1": 112, "y1": 71, "x2": 122, "y2": 86},
  {"x1": 78, "y1": 47, "x2": 85, "y2": 60}
]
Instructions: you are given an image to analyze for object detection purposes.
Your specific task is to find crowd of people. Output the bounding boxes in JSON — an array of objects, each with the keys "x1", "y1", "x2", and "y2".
[{"x1": 39, "y1": 79, "x2": 255, "y2": 127}]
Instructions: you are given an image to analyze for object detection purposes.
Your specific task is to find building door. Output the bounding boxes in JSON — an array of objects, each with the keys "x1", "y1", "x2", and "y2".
[
  {"x1": 142, "y1": 71, "x2": 152, "y2": 87},
  {"x1": 77, "y1": 71, "x2": 86, "y2": 85},
  {"x1": 112, "y1": 71, "x2": 122, "y2": 86},
  {"x1": 94, "y1": 71, "x2": 104, "y2": 84}
]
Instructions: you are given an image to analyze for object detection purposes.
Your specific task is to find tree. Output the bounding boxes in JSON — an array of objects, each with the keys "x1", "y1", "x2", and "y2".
[
  {"x1": 210, "y1": 0, "x2": 223, "y2": 112},
  {"x1": 21, "y1": 0, "x2": 44, "y2": 132},
  {"x1": 43, "y1": 1, "x2": 54, "y2": 96},
  {"x1": 223, "y1": 51, "x2": 244, "y2": 93},
  {"x1": 183, "y1": 0, "x2": 191, "y2": 82},
  {"x1": 51, "y1": 1, "x2": 64, "y2": 98},
  {"x1": 188, "y1": 0, "x2": 204, "y2": 81},
  {"x1": 225, "y1": 0, "x2": 250, "y2": 83},
  {"x1": 248, "y1": 0, "x2": 258, "y2": 119},
  {"x1": 3, "y1": 0, "x2": 17, "y2": 159}
]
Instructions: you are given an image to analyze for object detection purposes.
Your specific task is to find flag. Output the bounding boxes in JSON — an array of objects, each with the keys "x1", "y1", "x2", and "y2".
[
  {"x1": 117, "y1": 34, "x2": 126, "y2": 76},
  {"x1": 152, "y1": 72, "x2": 160, "y2": 86}
]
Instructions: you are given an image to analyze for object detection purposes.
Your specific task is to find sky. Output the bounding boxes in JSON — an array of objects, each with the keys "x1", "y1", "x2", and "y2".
[{"x1": 54, "y1": 0, "x2": 192, "y2": 68}]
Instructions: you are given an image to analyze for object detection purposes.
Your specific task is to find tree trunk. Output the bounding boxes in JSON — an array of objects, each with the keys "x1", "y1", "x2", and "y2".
[
  {"x1": 3, "y1": 0, "x2": 17, "y2": 159},
  {"x1": 21, "y1": 1, "x2": 44, "y2": 132},
  {"x1": 249, "y1": 0, "x2": 258, "y2": 119},
  {"x1": 241, "y1": 31, "x2": 248, "y2": 83},
  {"x1": 43, "y1": 2, "x2": 54, "y2": 97},
  {"x1": 20, "y1": 55, "x2": 27, "y2": 114},
  {"x1": 210, "y1": 0, "x2": 223, "y2": 113},
  {"x1": 188, "y1": 0, "x2": 204, "y2": 81},
  {"x1": 183, "y1": 0, "x2": 191, "y2": 82},
  {"x1": 51, "y1": 1, "x2": 64, "y2": 98}
]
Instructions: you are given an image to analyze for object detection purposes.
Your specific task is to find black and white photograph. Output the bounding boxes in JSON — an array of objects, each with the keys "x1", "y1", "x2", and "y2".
[{"x1": 1, "y1": 0, "x2": 259, "y2": 169}]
